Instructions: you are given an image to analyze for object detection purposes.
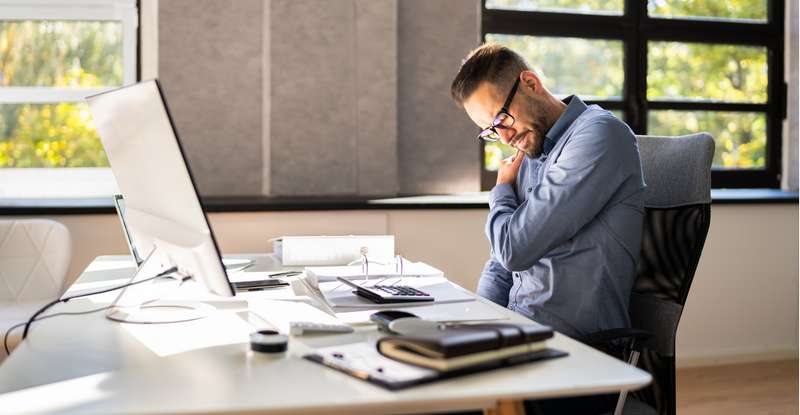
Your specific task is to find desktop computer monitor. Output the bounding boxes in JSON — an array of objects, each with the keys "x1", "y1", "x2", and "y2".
[{"x1": 87, "y1": 80, "x2": 235, "y2": 305}]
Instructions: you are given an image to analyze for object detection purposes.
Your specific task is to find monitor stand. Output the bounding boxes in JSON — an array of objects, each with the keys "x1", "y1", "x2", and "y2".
[{"x1": 105, "y1": 248, "x2": 214, "y2": 324}]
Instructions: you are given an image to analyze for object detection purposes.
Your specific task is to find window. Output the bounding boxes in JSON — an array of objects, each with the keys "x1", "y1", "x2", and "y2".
[
  {"x1": 481, "y1": 0, "x2": 786, "y2": 189},
  {"x1": 0, "y1": 0, "x2": 137, "y2": 198}
]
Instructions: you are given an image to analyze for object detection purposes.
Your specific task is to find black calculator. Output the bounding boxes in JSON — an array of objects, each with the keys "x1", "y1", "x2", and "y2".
[{"x1": 336, "y1": 277, "x2": 435, "y2": 304}]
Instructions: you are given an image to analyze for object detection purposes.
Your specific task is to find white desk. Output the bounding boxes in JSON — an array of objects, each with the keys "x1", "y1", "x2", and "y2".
[{"x1": 0, "y1": 255, "x2": 650, "y2": 415}]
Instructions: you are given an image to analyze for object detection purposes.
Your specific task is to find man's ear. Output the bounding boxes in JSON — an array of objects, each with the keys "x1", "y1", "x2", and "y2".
[{"x1": 519, "y1": 70, "x2": 540, "y2": 95}]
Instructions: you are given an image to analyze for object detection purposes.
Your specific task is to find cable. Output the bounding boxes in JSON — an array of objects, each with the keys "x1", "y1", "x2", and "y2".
[
  {"x1": 3, "y1": 274, "x2": 187, "y2": 356},
  {"x1": 4, "y1": 305, "x2": 113, "y2": 355},
  {"x1": 20, "y1": 266, "x2": 178, "y2": 341},
  {"x1": 4, "y1": 322, "x2": 24, "y2": 356}
]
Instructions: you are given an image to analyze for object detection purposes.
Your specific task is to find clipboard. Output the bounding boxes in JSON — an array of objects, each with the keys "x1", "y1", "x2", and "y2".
[{"x1": 303, "y1": 341, "x2": 568, "y2": 390}]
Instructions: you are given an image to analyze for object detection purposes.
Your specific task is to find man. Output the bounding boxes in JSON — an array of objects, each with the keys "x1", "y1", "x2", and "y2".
[
  {"x1": 450, "y1": 43, "x2": 645, "y2": 415},
  {"x1": 451, "y1": 44, "x2": 645, "y2": 344}
]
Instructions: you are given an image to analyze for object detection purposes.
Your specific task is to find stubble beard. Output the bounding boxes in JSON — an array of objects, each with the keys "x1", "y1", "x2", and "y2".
[{"x1": 517, "y1": 99, "x2": 550, "y2": 159}]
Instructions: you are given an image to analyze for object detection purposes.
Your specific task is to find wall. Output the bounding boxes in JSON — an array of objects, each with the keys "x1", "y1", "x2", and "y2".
[
  {"x1": 268, "y1": 0, "x2": 399, "y2": 196},
  {"x1": 14, "y1": 202, "x2": 797, "y2": 367},
  {"x1": 784, "y1": 0, "x2": 799, "y2": 191},
  {"x1": 159, "y1": 0, "x2": 265, "y2": 196},
  {"x1": 677, "y1": 204, "x2": 798, "y2": 366},
  {"x1": 152, "y1": 0, "x2": 481, "y2": 197},
  {"x1": 397, "y1": 0, "x2": 482, "y2": 194}
]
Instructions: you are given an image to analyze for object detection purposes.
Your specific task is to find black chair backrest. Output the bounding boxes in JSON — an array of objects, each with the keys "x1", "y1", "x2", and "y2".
[{"x1": 630, "y1": 134, "x2": 714, "y2": 415}]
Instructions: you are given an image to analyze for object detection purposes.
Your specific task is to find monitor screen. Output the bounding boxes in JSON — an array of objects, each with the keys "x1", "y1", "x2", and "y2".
[{"x1": 88, "y1": 80, "x2": 234, "y2": 297}]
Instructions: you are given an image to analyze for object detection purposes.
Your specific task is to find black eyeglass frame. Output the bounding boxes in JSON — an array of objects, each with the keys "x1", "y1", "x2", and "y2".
[{"x1": 477, "y1": 77, "x2": 521, "y2": 143}]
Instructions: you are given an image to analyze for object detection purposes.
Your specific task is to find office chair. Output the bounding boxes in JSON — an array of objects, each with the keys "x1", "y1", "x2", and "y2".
[
  {"x1": 584, "y1": 133, "x2": 714, "y2": 415},
  {"x1": 0, "y1": 219, "x2": 72, "y2": 360}
]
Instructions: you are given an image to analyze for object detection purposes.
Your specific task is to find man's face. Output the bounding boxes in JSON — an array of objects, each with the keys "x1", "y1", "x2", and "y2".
[{"x1": 463, "y1": 77, "x2": 550, "y2": 158}]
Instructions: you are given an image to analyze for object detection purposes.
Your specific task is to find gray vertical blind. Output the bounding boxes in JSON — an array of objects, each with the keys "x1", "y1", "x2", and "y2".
[{"x1": 158, "y1": 0, "x2": 481, "y2": 197}]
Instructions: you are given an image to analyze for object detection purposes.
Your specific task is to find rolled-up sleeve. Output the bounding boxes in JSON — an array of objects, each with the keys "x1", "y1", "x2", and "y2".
[
  {"x1": 486, "y1": 118, "x2": 632, "y2": 272},
  {"x1": 477, "y1": 257, "x2": 513, "y2": 306}
]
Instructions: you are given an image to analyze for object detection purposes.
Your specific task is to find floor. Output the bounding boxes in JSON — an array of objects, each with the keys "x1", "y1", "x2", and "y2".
[{"x1": 676, "y1": 359, "x2": 798, "y2": 415}]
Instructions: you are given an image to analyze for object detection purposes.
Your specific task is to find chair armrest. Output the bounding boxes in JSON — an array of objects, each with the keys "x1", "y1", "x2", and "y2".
[{"x1": 581, "y1": 328, "x2": 651, "y2": 350}]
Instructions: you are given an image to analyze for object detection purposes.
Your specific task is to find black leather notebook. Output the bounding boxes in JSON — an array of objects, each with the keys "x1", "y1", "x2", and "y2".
[
  {"x1": 376, "y1": 323, "x2": 554, "y2": 371},
  {"x1": 304, "y1": 324, "x2": 567, "y2": 390}
]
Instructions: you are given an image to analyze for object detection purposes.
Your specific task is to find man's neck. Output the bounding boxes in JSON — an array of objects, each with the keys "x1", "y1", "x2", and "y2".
[{"x1": 543, "y1": 95, "x2": 568, "y2": 131}]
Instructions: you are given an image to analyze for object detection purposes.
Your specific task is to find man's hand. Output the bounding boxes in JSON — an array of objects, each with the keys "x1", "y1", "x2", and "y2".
[{"x1": 496, "y1": 150, "x2": 524, "y2": 186}]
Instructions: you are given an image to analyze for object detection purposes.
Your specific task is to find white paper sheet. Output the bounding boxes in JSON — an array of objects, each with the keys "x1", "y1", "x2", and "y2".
[
  {"x1": 335, "y1": 300, "x2": 510, "y2": 325},
  {"x1": 247, "y1": 299, "x2": 348, "y2": 334},
  {"x1": 312, "y1": 341, "x2": 438, "y2": 384},
  {"x1": 318, "y1": 276, "x2": 474, "y2": 309}
]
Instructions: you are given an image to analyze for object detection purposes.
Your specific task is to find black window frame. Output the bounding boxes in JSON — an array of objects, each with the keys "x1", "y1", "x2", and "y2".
[{"x1": 480, "y1": 0, "x2": 786, "y2": 190}]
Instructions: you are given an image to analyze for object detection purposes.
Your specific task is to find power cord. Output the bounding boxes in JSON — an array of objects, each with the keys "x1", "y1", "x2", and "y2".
[
  {"x1": 19, "y1": 266, "x2": 179, "y2": 342},
  {"x1": 4, "y1": 268, "x2": 186, "y2": 356},
  {"x1": 4, "y1": 304, "x2": 113, "y2": 355}
]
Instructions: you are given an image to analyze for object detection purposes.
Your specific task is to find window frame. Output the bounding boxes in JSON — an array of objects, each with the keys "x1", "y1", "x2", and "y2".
[
  {"x1": 480, "y1": 0, "x2": 786, "y2": 190},
  {"x1": 0, "y1": 0, "x2": 138, "y2": 198},
  {"x1": 0, "y1": 0, "x2": 138, "y2": 103}
]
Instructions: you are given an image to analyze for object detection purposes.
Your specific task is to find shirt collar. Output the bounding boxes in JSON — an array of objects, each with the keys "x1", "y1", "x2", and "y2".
[{"x1": 542, "y1": 95, "x2": 588, "y2": 155}]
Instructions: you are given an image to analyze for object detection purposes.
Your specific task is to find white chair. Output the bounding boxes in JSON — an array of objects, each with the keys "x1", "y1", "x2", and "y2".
[{"x1": 0, "y1": 219, "x2": 71, "y2": 360}]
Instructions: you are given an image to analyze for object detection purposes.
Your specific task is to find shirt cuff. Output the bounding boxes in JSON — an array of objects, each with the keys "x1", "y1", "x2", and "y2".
[{"x1": 489, "y1": 183, "x2": 517, "y2": 210}]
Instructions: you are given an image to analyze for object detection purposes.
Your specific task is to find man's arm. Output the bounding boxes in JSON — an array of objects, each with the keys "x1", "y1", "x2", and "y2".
[
  {"x1": 487, "y1": 116, "x2": 638, "y2": 272},
  {"x1": 476, "y1": 257, "x2": 513, "y2": 307}
]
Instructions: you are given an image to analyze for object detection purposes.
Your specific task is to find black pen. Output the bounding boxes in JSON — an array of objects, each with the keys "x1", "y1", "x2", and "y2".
[{"x1": 268, "y1": 270, "x2": 302, "y2": 277}]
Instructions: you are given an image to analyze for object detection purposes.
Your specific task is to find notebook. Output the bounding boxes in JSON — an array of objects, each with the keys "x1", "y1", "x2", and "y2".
[
  {"x1": 305, "y1": 340, "x2": 567, "y2": 390},
  {"x1": 376, "y1": 323, "x2": 554, "y2": 371}
]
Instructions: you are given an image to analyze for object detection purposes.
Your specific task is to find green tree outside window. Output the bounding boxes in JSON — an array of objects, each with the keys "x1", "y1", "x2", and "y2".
[{"x1": 0, "y1": 20, "x2": 122, "y2": 168}]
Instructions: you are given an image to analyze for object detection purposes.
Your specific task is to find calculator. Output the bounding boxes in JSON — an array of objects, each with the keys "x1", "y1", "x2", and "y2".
[{"x1": 336, "y1": 277, "x2": 435, "y2": 304}]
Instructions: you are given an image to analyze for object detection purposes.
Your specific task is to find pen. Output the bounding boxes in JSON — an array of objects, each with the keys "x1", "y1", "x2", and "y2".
[
  {"x1": 237, "y1": 263, "x2": 255, "y2": 272},
  {"x1": 268, "y1": 270, "x2": 302, "y2": 277}
]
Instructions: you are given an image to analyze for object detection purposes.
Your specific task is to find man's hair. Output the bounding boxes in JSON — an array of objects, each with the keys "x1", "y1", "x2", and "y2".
[{"x1": 450, "y1": 43, "x2": 530, "y2": 107}]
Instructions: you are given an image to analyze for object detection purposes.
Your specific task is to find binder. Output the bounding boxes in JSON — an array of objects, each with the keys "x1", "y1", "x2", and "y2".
[{"x1": 281, "y1": 235, "x2": 395, "y2": 266}]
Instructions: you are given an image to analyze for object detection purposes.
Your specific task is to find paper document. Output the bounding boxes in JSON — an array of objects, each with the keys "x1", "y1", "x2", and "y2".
[
  {"x1": 310, "y1": 341, "x2": 438, "y2": 384},
  {"x1": 247, "y1": 300, "x2": 347, "y2": 334},
  {"x1": 335, "y1": 300, "x2": 509, "y2": 325},
  {"x1": 306, "y1": 340, "x2": 568, "y2": 390},
  {"x1": 319, "y1": 276, "x2": 474, "y2": 309},
  {"x1": 306, "y1": 260, "x2": 443, "y2": 285}
]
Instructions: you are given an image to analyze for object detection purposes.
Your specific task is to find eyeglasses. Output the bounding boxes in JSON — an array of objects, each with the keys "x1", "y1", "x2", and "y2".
[{"x1": 477, "y1": 77, "x2": 520, "y2": 143}]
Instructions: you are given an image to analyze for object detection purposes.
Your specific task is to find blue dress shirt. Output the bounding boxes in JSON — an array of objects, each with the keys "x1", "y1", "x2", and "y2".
[{"x1": 478, "y1": 96, "x2": 645, "y2": 339}]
